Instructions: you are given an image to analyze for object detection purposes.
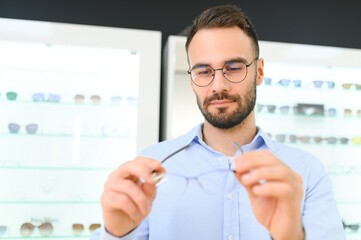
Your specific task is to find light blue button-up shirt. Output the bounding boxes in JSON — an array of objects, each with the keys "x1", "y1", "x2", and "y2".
[{"x1": 91, "y1": 124, "x2": 345, "y2": 240}]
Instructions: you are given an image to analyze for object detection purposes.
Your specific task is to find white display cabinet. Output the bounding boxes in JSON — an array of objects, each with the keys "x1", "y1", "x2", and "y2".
[
  {"x1": 0, "y1": 18, "x2": 161, "y2": 239},
  {"x1": 162, "y1": 35, "x2": 361, "y2": 239}
]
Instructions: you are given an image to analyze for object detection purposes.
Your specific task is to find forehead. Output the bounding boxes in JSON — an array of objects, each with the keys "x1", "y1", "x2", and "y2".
[{"x1": 188, "y1": 27, "x2": 254, "y2": 66}]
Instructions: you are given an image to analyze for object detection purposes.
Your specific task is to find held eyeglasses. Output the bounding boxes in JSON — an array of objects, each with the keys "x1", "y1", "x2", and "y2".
[
  {"x1": 187, "y1": 57, "x2": 259, "y2": 87},
  {"x1": 153, "y1": 142, "x2": 244, "y2": 195}
]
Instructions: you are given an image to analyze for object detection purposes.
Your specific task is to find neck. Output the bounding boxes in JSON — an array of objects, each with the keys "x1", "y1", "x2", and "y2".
[{"x1": 202, "y1": 112, "x2": 257, "y2": 156}]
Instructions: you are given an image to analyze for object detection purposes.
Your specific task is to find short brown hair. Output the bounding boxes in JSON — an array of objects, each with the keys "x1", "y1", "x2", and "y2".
[{"x1": 185, "y1": 5, "x2": 259, "y2": 57}]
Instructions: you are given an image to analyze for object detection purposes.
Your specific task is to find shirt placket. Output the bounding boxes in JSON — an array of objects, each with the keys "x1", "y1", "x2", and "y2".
[{"x1": 221, "y1": 155, "x2": 240, "y2": 240}]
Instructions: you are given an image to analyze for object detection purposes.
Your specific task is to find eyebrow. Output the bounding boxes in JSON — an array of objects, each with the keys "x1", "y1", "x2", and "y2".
[{"x1": 191, "y1": 57, "x2": 250, "y2": 69}]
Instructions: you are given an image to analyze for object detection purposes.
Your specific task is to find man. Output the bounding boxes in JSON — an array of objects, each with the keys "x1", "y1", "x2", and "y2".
[{"x1": 91, "y1": 5, "x2": 345, "y2": 240}]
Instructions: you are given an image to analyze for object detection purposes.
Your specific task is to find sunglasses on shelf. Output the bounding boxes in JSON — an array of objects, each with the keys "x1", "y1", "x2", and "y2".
[
  {"x1": 20, "y1": 222, "x2": 53, "y2": 237},
  {"x1": 72, "y1": 223, "x2": 101, "y2": 236},
  {"x1": 342, "y1": 83, "x2": 361, "y2": 90},
  {"x1": 74, "y1": 94, "x2": 101, "y2": 104},
  {"x1": 6, "y1": 91, "x2": 17, "y2": 101},
  {"x1": 8, "y1": 123, "x2": 39, "y2": 134}
]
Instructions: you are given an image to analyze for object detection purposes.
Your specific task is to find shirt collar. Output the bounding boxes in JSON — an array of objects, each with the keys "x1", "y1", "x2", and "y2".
[{"x1": 182, "y1": 123, "x2": 275, "y2": 152}]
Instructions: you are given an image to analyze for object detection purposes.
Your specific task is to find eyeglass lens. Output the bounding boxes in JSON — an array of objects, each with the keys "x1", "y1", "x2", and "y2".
[
  {"x1": 157, "y1": 143, "x2": 242, "y2": 195},
  {"x1": 158, "y1": 169, "x2": 234, "y2": 195}
]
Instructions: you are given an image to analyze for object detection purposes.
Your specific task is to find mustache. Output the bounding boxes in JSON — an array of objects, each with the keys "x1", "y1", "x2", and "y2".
[{"x1": 203, "y1": 92, "x2": 240, "y2": 107}]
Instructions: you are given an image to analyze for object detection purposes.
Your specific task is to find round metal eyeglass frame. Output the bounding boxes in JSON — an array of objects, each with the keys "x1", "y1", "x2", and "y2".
[{"x1": 187, "y1": 57, "x2": 259, "y2": 87}]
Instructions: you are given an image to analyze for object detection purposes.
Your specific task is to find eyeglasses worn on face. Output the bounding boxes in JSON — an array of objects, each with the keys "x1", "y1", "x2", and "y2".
[
  {"x1": 155, "y1": 142, "x2": 244, "y2": 195},
  {"x1": 187, "y1": 58, "x2": 259, "y2": 87}
]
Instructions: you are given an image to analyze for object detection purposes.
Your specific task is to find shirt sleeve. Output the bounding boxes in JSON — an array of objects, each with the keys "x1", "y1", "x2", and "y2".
[{"x1": 302, "y1": 165, "x2": 346, "y2": 240}]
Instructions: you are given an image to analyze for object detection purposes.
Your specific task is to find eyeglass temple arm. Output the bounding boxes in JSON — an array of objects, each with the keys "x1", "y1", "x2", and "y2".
[
  {"x1": 160, "y1": 143, "x2": 191, "y2": 164},
  {"x1": 232, "y1": 141, "x2": 244, "y2": 154}
]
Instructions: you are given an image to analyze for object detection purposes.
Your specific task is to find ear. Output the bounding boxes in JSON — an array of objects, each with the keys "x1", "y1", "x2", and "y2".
[{"x1": 256, "y1": 58, "x2": 264, "y2": 86}]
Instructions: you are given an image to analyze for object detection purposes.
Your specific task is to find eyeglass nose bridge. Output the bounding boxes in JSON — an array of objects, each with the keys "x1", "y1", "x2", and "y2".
[{"x1": 211, "y1": 67, "x2": 229, "y2": 82}]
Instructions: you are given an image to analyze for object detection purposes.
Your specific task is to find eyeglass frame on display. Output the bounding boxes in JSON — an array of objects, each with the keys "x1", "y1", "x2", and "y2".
[
  {"x1": 277, "y1": 79, "x2": 302, "y2": 88},
  {"x1": 8, "y1": 123, "x2": 39, "y2": 134},
  {"x1": 311, "y1": 80, "x2": 335, "y2": 89},
  {"x1": 32, "y1": 93, "x2": 61, "y2": 103},
  {"x1": 72, "y1": 223, "x2": 101, "y2": 236},
  {"x1": 342, "y1": 83, "x2": 361, "y2": 90},
  {"x1": 342, "y1": 220, "x2": 360, "y2": 232},
  {"x1": 20, "y1": 222, "x2": 53, "y2": 237},
  {"x1": 74, "y1": 94, "x2": 101, "y2": 104},
  {"x1": 6, "y1": 91, "x2": 17, "y2": 101}
]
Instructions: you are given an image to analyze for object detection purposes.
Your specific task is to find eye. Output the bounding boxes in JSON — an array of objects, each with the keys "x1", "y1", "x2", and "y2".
[
  {"x1": 193, "y1": 66, "x2": 212, "y2": 76},
  {"x1": 224, "y1": 62, "x2": 245, "y2": 72}
]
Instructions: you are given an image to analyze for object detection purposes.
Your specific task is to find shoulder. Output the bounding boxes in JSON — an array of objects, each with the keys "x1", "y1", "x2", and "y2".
[
  {"x1": 270, "y1": 141, "x2": 328, "y2": 180},
  {"x1": 271, "y1": 142, "x2": 334, "y2": 198},
  {"x1": 258, "y1": 128, "x2": 326, "y2": 176}
]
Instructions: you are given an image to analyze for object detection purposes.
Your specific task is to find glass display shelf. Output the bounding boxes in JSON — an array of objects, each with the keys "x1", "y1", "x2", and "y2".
[
  {"x1": 344, "y1": 232, "x2": 361, "y2": 237},
  {"x1": 327, "y1": 165, "x2": 361, "y2": 176},
  {"x1": 0, "y1": 133, "x2": 133, "y2": 139},
  {"x1": 329, "y1": 171, "x2": 361, "y2": 176},
  {"x1": 256, "y1": 111, "x2": 361, "y2": 119},
  {"x1": 0, "y1": 99, "x2": 137, "y2": 108},
  {"x1": 0, "y1": 165, "x2": 114, "y2": 171},
  {"x1": 278, "y1": 142, "x2": 361, "y2": 147},
  {"x1": 0, "y1": 236, "x2": 93, "y2": 239},
  {"x1": 0, "y1": 201, "x2": 99, "y2": 205},
  {"x1": 259, "y1": 83, "x2": 361, "y2": 93},
  {"x1": 337, "y1": 201, "x2": 361, "y2": 205}
]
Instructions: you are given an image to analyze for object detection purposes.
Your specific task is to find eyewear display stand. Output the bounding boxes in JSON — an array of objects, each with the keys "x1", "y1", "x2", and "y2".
[
  {"x1": 163, "y1": 36, "x2": 361, "y2": 239},
  {"x1": 0, "y1": 18, "x2": 161, "y2": 239}
]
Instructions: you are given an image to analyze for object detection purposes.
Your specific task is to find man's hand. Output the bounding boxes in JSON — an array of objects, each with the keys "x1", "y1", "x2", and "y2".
[
  {"x1": 235, "y1": 150, "x2": 304, "y2": 240},
  {"x1": 101, "y1": 157, "x2": 165, "y2": 237}
]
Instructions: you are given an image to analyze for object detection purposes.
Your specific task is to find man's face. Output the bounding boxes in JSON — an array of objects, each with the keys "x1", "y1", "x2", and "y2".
[{"x1": 187, "y1": 27, "x2": 264, "y2": 129}]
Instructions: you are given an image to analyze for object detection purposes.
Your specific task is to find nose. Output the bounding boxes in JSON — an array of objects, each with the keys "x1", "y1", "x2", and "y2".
[{"x1": 211, "y1": 68, "x2": 231, "y2": 92}]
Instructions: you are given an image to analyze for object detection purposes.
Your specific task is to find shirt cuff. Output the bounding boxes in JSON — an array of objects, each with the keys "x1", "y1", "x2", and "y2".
[{"x1": 100, "y1": 226, "x2": 138, "y2": 240}]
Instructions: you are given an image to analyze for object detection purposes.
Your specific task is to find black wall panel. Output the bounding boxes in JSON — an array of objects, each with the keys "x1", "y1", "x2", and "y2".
[{"x1": 0, "y1": 0, "x2": 360, "y2": 49}]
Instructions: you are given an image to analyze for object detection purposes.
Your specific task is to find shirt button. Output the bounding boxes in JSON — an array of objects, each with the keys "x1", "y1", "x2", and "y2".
[
  {"x1": 228, "y1": 235, "x2": 233, "y2": 240},
  {"x1": 226, "y1": 193, "x2": 232, "y2": 200},
  {"x1": 217, "y1": 156, "x2": 224, "y2": 162}
]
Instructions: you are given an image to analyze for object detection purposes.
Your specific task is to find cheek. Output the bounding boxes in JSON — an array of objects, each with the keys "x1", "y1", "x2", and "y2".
[{"x1": 192, "y1": 86, "x2": 206, "y2": 101}]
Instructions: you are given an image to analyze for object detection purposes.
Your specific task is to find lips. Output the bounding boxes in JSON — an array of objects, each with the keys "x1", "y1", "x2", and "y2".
[
  {"x1": 204, "y1": 92, "x2": 239, "y2": 108},
  {"x1": 209, "y1": 99, "x2": 235, "y2": 106}
]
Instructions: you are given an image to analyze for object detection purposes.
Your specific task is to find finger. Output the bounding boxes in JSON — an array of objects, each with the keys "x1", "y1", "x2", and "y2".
[
  {"x1": 142, "y1": 181, "x2": 158, "y2": 200},
  {"x1": 237, "y1": 165, "x2": 293, "y2": 186},
  {"x1": 107, "y1": 178, "x2": 154, "y2": 216},
  {"x1": 101, "y1": 189, "x2": 144, "y2": 222},
  {"x1": 112, "y1": 158, "x2": 164, "y2": 184},
  {"x1": 235, "y1": 150, "x2": 284, "y2": 174},
  {"x1": 251, "y1": 181, "x2": 303, "y2": 200},
  {"x1": 135, "y1": 156, "x2": 165, "y2": 173}
]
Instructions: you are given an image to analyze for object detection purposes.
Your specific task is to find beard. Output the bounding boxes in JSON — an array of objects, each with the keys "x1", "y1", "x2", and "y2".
[{"x1": 196, "y1": 79, "x2": 257, "y2": 129}]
